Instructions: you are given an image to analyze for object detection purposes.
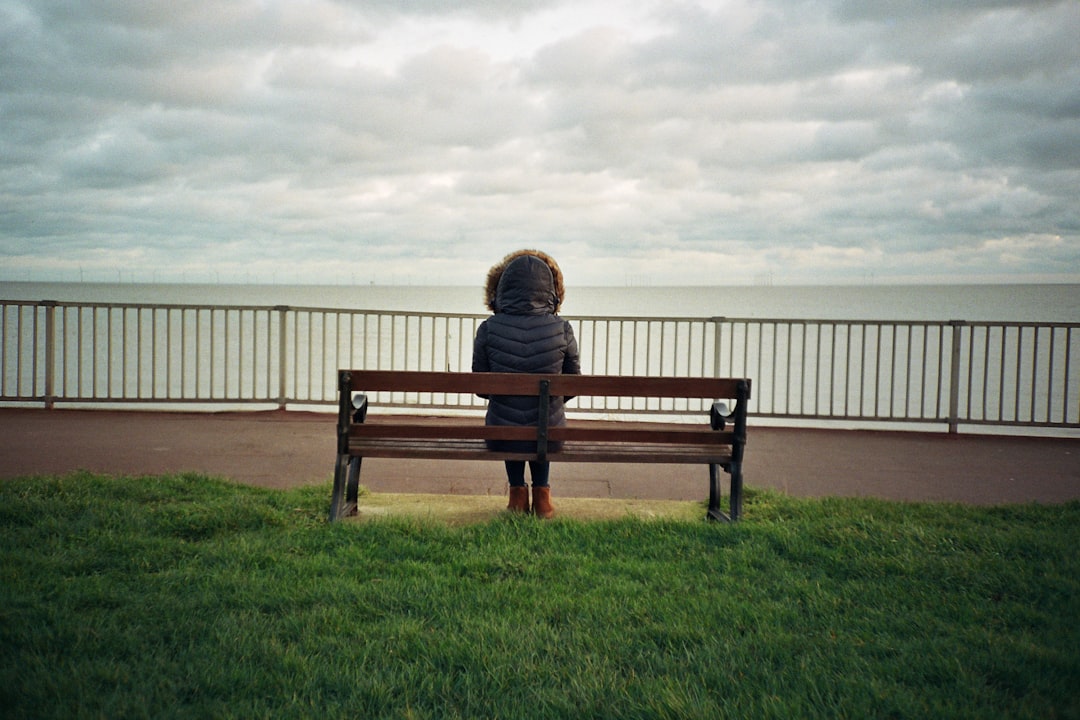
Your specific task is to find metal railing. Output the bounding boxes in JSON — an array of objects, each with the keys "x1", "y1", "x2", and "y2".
[{"x1": 2, "y1": 299, "x2": 1078, "y2": 433}]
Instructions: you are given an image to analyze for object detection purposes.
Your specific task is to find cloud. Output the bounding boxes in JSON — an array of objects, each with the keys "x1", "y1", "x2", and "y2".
[{"x1": 1, "y1": 0, "x2": 1078, "y2": 286}]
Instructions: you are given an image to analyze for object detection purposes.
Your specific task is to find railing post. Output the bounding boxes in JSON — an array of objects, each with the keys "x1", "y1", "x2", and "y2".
[
  {"x1": 275, "y1": 306, "x2": 289, "y2": 410},
  {"x1": 42, "y1": 300, "x2": 57, "y2": 409},
  {"x1": 947, "y1": 320, "x2": 966, "y2": 434}
]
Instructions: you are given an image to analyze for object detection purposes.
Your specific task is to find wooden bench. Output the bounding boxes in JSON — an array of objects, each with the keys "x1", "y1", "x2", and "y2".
[{"x1": 330, "y1": 370, "x2": 751, "y2": 522}]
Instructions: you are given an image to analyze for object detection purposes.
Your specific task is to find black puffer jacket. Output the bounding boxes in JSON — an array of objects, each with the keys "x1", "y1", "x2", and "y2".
[{"x1": 472, "y1": 253, "x2": 580, "y2": 435}]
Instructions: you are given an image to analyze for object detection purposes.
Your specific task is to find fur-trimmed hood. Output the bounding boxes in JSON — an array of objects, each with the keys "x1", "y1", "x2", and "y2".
[{"x1": 484, "y1": 249, "x2": 565, "y2": 314}]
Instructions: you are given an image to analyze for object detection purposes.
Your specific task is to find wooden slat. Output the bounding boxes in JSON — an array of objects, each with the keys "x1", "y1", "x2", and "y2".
[
  {"x1": 348, "y1": 438, "x2": 734, "y2": 464},
  {"x1": 343, "y1": 370, "x2": 749, "y2": 399},
  {"x1": 350, "y1": 422, "x2": 734, "y2": 446}
]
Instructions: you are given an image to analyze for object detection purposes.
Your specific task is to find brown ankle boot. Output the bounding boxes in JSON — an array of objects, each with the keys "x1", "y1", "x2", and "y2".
[
  {"x1": 531, "y1": 486, "x2": 555, "y2": 519},
  {"x1": 507, "y1": 486, "x2": 530, "y2": 513}
]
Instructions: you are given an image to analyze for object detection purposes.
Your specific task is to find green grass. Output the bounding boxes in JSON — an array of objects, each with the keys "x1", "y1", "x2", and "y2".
[{"x1": 2, "y1": 472, "x2": 1078, "y2": 719}]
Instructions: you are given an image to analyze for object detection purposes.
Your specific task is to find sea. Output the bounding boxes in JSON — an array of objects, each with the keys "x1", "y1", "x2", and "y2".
[{"x1": 2, "y1": 281, "x2": 1079, "y2": 323}]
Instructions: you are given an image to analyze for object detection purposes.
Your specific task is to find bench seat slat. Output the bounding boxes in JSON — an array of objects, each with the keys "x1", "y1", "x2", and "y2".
[
  {"x1": 349, "y1": 438, "x2": 733, "y2": 464},
  {"x1": 351, "y1": 423, "x2": 735, "y2": 446}
]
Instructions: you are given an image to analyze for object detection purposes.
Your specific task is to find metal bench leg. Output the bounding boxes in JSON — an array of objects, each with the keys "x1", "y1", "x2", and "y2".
[
  {"x1": 707, "y1": 463, "x2": 732, "y2": 522},
  {"x1": 729, "y1": 461, "x2": 743, "y2": 521},
  {"x1": 345, "y1": 456, "x2": 362, "y2": 516},
  {"x1": 329, "y1": 453, "x2": 351, "y2": 521}
]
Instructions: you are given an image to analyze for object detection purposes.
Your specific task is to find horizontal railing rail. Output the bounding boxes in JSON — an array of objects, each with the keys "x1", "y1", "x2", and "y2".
[{"x1": 2, "y1": 299, "x2": 1077, "y2": 433}]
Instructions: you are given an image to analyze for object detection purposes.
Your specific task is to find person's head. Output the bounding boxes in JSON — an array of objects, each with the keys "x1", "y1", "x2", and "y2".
[{"x1": 485, "y1": 249, "x2": 565, "y2": 315}]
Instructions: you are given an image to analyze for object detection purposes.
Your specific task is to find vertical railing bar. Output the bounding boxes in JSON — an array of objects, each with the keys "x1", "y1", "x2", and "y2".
[
  {"x1": 710, "y1": 318, "x2": 721, "y2": 380},
  {"x1": 91, "y1": 307, "x2": 98, "y2": 399},
  {"x1": 308, "y1": 311, "x2": 316, "y2": 402},
  {"x1": 932, "y1": 325, "x2": 942, "y2": 421},
  {"x1": 918, "y1": 325, "x2": 927, "y2": 419},
  {"x1": 322, "y1": 311, "x2": 331, "y2": 401},
  {"x1": 18, "y1": 305, "x2": 25, "y2": 397},
  {"x1": 64, "y1": 307, "x2": 71, "y2": 399},
  {"x1": 858, "y1": 324, "x2": 867, "y2": 418},
  {"x1": 76, "y1": 307, "x2": 84, "y2": 399},
  {"x1": 223, "y1": 308, "x2": 228, "y2": 400},
  {"x1": 32, "y1": 305, "x2": 38, "y2": 399},
  {"x1": 151, "y1": 308, "x2": 158, "y2": 400},
  {"x1": 1064, "y1": 327, "x2": 1073, "y2": 424},
  {"x1": 815, "y1": 323, "x2": 825, "y2": 417},
  {"x1": 643, "y1": 321, "x2": 652, "y2": 398},
  {"x1": 254, "y1": 309, "x2": 260, "y2": 400},
  {"x1": 633, "y1": 320, "x2": 641, "y2": 377},
  {"x1": 756, "y1": 323, "x2": 765, "y2": 415},
  {"x1": 609, "y1": 319, "x2": 617, "y2": 377},
  {"x1": 797, "y1": 322, "x2": 805, "y2": 415},
  {"x1": 613, "y1": 320, "x2": 620, "y2": 409},
  {"x1": 1047, "y1": 326, "x2": 1056, "y2": 424},
  {"x1": 812, "y1": 321, "x2": 822, "y2": 416},
  {"x1": 972, "y1": 321, "x2": 980, "y2": 423},
  {"x1": 673, "y1": 320, "x2": 680, "y2": 380},
  {"x1": 425, "y1": 313, "x2": 434, "y2": 375},
  {"x1": 997, "y1": 326, "x2": 1007, "y2": 423},
  {"x1": 167, "y1": 308, "x2": 174, "y2": 400},
  {"x1": 903, "y1": 325, "x2": 912, "y2": 420},
  {"x1": 767, "y1": 323, "x2": 776, "y2": 414},
  {"x1": 1030, "y1": 324, "x2": 1040, "y2": 424},
  {"x1": 117, "y1": 307, "x2": 124, "y2": 398},
  {"x1": 139, "y1": 308, "x2": 145, "y2": 403},
  {"x1": 1069, "y1": 327, "x2": 1076, "y2": 424},
  {"x1": 1, "y1": 305, "x2": 7, "y2": 397},
  {"x1": 700, "y1": 320, "x2": 708, "y2": 378},
  {"x1": 730, "y1": 321, "x2": 739, "y2": 382},
  {"x1": 404, "y1": 314, "x2": 412, "y2": 373},
  {"x1": 785, "y1": 322, "x2": 793, "y2": 415},
  {"x1": 2, "y1": 306, "x2": 8, "y2": 397},
  {"x1": 376, "y1": 314, "x2": 383, "y2": 372},
  {"x1": 48, "y1": 303, "x2": 57, "y2": 403},
  {"x1": 42, "y1": 304, "x2": 51, "y2": 401},
  {"x1": 829, "y1": 323, "x2": 838, "y2": 417},
  {"x1": 193, "y1": 308, "x2": 201, "y2": 399},
  {"x1": 266, "y1": 309, "x2": 272, "y2": 400},
  {"x1": 347, "y1": 312, "x2": 355, "y2": 372},
  {"x1": 283, "y1": 307, "x2": 292, "y2": 408},
  {"x1": 241, "y1": 309, "x2": 247, "y2": 400},
  {"x1": 95, "y1": 306, "x2": 102, "y2": 399},
  {"x1": 215, "y1": 307, "x2": 220, "y2": 400},
  {"x1": 590, "y1": 319, "x2": 598, "y2": 379},
  {"x1": 183, "y1": 308, "x2": 190, "y2": 400},
  {"x1": 244, "y1": 310, "x2": 251, "y2": 400},
  {"x1": 873, "y1": 323, "x2": 882, "y2": 419},
  {"x1": 889, "y1": 324, "x2": 898, "y2": 418},
  {"x1": 947, "y1": 321, "x2": 964, "y2": 433},
  {"x1": 236, "y1": 308, "x2": 243, "y2": 403},
  {"x1": 1013, "y1": 326, "x2": 1023, "y2": 423},
  {"x1": 980, "y1": 325, "x2": 989, "y2": 423}
]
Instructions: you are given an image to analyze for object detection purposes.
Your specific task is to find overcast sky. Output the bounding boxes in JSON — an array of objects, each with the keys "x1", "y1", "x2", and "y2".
[{"x1": 2, "y1": 0, "x2": 1078, "y2": 286}]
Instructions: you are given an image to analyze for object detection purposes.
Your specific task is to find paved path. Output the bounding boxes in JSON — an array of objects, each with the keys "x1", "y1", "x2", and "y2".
[{"x1": 1, "y1": 408, "x2": 1077, "y2": 506}]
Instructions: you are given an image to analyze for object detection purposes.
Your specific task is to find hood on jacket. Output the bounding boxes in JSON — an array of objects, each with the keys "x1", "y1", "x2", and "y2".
[{"x1": 484, "y1": 249, "x2": 565, "y2": 314}]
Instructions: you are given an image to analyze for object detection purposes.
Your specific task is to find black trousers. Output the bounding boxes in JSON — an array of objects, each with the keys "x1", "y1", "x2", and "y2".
[{"x1": 504, "y1": 461, "x2": 550, "y2": 488}]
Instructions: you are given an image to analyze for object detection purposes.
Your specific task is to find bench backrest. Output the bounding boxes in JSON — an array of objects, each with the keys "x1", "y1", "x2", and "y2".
[
  {"x1": 337, "y1": 370, "x2": 751, "y2": 468},
  {"x1": 340, "y1": 370, "x2": 749, "y2": 401}
]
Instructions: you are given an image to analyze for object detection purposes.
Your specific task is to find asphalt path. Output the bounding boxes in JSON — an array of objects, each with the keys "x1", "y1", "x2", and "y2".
[{"x1": 2, "y1": 408, "x2": 1077, "y2": 507}]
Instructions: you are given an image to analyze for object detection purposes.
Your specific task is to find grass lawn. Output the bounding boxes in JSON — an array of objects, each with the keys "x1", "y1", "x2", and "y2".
[{"x1": 2, "y1": 472, "x2": 1077, "y2": 719}]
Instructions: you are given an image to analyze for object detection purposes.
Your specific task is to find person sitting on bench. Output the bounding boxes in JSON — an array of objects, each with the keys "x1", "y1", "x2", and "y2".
[{"x1": 471, "y1": 250, "x2": 581, "y2": 518}]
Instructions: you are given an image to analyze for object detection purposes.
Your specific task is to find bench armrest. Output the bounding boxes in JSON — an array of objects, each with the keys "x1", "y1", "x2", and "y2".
[
  {"x1": 710, "y1": 401, "x2": 730, "y2": 431},
  {"x1": 352, "y1": 394, "x2": 368, "y2": 423}
]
